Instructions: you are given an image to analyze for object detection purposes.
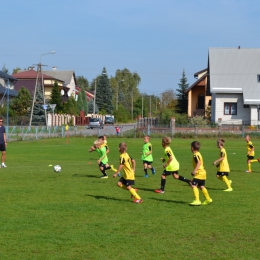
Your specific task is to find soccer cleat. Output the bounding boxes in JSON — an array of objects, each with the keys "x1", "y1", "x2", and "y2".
[
  {"x1": 144, "y1": 174, "x2": 149, "y2": 178},
  {"x1": 189, "y1": 200, "x2": 201, "y2": 206},
  {"x1": 245, "y1": 170, "x2": 252, "y2": 173},
  {"x1": 152, "y1": 168, "x2": 156, "y2": 175},
  {"x1": 131, "y1": 188, "x2": 138, "y2": 199},
  {"x1": 202, "y1": 199, "x2": 213, "y2": 205},
  {"x1": 110, "y1": 165, "x2": 117, "y2": 172},
  {"x1": 133, "y1": 199, "x2": 143, "y2": 203},
  {"x1": 100, "y1": 175, "x2": 108, "y2": 179},
  {"x1": 223, "y1": 187, "x2": 233, "y2": 192},
  {"x1": 1, "y1": 163, "x2": 7, "y2": 168},
  {"x1": 154, "y1": 189, "x2": 165, "y2": 194},
  {"x1": 258, "y1": 158, "x2": 260, "y2": 162}
]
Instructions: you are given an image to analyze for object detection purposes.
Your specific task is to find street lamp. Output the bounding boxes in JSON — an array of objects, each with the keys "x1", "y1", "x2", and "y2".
[{"x1": 40, "y1": 51, "x2": 55, "y2": 64}]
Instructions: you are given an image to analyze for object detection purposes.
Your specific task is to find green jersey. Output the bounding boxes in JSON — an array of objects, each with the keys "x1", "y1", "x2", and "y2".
[
  {"x1": 141, "y1": 142, "x2": 153, "y2": 162},
  {"x1": 164, "y1": 146, "x2": 179, "y2": 171},
  {"x1": 96, "y1": 146, "x2": 108, "y2": 164}
]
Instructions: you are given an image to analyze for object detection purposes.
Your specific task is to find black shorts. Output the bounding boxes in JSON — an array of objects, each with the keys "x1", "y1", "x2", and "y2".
[
  {"x1": 0, "y1": 143, "x2": 6, "y2": 152},
  {"x1": 99, "y1": 162, "x2": 106, "y2": 168},
  {"x1": 247, "y1": 156, "x2": 254, "y2": 160},
  {"x1": 190, "y1": 178, "x2": 205, "y2": 187},
  {"x1": 216, "y1": 171, "x2": 229, "y2": 177},
  {"x1": 143, "y1": 160, "x2": 153, "y2": 165},
  {"x1": 162, "y1": 170, "x2": 178, "y2": 176},
  {"x1": 119, "y1": 177, "x2": 135, "y2": 187}
]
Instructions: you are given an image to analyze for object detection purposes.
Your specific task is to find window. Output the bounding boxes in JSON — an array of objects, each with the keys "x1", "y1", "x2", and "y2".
[{"x1": 224, "y1": 103, "x2": 237, "y2": 115}]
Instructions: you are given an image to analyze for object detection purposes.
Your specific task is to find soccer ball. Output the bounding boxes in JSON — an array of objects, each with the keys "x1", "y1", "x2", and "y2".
[{"x1": 54, "y1": 165, "x2": 61, "y2": 172}]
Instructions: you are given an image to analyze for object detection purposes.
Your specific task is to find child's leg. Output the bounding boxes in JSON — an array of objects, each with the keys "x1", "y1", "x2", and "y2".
[
  {"x1": 200, "y1": 186, "x2": 211, "y2": 200},
  {"x1": 128, "y1": 185, "x2": 141, "y2": 200},
  {"x1": 143, "y1": 162, "x2": 148, "y2": 177},
  {"x1": 173, "y1": 173, "x2": 190, "y2": 184},
  {"x1": 217, "y1": 175, "x2": 231, "y2": 189},
  {"x1": 192, "y1": 187, "x2": 200, "y2": 201},
  {"x1": 160, "y1": 175, "x2": 166, "y2": 191}
]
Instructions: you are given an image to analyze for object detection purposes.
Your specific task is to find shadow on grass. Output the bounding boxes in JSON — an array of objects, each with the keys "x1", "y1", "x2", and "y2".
[
  {"x1": 85, "y1": 194, "x2": 129, "y2": 202},
  {"x1": 137, "y1": 187, "x2": 158, "y2": 192},
  {"x1": 72, "y1": 174, "x2": 99, "y2": 178},
  {"x1": 149, "y1": 197, "x2": 187, "y2": 204},
  {"x1": 206, "y1": 187, "x2": 224, "y2": 191}
]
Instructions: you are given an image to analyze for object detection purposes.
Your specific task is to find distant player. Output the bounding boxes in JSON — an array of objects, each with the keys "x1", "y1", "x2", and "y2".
[
  {"x1": 245, "y1": 135, "x2": 259, "y2": 172},
  {"x1": 89, "y1": 139, "x2": 116, "y2": 178},
  {"x1": 189, "y1": 141, "x2": 212, "y2": 206},
  {"x1": 213, "y1": 139, "x2": 233, "y2": 191},
  {"x1": 140, "y1": 135, "x2": 155, "y2": 177},
  {"x1": 113, "y1": 142, "x2": 143, "y2": 203},
  {"x1": 154, "y1": 136, "x2": 190, "y2": 194}
]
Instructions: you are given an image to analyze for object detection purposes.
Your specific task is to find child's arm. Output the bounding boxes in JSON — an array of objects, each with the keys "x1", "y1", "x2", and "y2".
[
  {"x1": 113, "y1": 165, "x2": 123, "y2": 178},
  {"x1": 163, "y1": 155, "x2": 172, "y2": 168},
  {"x1": 131, "y1": 159, "x2": 136, "y2": 172},
  {"x1": 213, "y1": 156, "x2": 224, "y2": 165},
  {"x1": 192, "y1": 160, "x2": 201, "y2": 176},
  {"x1": 89, "y1": 146, "x2": 96, "y2": 152}
]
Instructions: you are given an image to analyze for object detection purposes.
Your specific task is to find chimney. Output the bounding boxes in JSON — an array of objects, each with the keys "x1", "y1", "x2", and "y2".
[
  {"x1": 52, "y1": 66, "x2": 57, "y2": 70},
  {"x1": 28, "y1": 66, "x2": 35, "y2": 70}
]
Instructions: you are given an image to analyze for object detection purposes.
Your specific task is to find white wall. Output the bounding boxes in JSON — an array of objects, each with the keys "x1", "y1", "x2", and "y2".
[{"x1": 213, "y1": 93, "x2": 249, "y2": 124}]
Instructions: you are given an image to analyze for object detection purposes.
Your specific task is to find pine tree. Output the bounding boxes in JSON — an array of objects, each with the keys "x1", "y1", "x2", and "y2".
[
  {"x1": 31, "y1": 85, "x2": 46, "y2": 125},
  {"x1": 176, "y1": 70, "x2": 189, "y2": 114},
  {"x1": 96, "y1": 68, "x2": 113, "y2": 114},
  {"x1": 11, "y1": 87, "x2": 31, "y2": 116},
  {"x1": 88, "y1": 99, "x2": 99, "y2": 114},
  {"x1": 81, "y1": 88, "x2": 88, "y2": 115},
  {"x1": 64, "y1": 96, "x2": 78, "y2": 115},
  {"x1": 77, "y1": 91, "x2": 83, "y2": 113},
  {"x1": 49, "y1": 82, "x2": 63, "y2": 113}
]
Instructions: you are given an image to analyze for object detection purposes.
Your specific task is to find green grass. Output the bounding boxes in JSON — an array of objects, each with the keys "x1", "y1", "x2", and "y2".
[{"x1": 1, "y1": 137, "x2": 260, "y2": 260}]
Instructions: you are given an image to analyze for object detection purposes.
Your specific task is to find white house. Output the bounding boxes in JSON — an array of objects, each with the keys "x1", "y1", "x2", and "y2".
[{"x1": 209, "y1": 47, "x2": 260, "y2": 125}]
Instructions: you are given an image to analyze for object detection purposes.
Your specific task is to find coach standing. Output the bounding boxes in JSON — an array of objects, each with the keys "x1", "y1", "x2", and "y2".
[{"x1": 0, "y1": 117, "x2": 7, "y2": 168}]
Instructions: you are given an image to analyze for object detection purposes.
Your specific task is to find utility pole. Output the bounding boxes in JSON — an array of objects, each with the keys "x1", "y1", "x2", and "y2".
[
  {"x1": 142, "y1": 94, "x2": 143, "y2": 118},
  {"x1": 93, "y1": 79, "x2": 96, "y2": 114}
]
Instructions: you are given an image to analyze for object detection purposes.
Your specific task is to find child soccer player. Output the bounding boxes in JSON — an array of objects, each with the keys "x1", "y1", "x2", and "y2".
[
  {"x1": 213, "y1": 139, "x2": 233, "y2": 191},
  {"x1": 113, "y1": 142, "x2": 143, "y2": 203},
  {"x1": 189, "y1": 141, "x2": 212, "y2": 206},
  {"x1": 140, "y1": 135, "x2": 155, "y2": 177},
  {"x1": 245, "y1": 135, "x2": 259, "y2": 172},
  {"x1": 154, "y1": 136, "x2": 190, "y2": 194},
  {"x1": 89, "y1": 139, "x2": 116, "y2": 178}
]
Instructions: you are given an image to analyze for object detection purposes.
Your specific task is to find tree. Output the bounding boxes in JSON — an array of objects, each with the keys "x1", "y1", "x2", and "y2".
[
  {"x1": 1, "y1": 64, "x2": 8, "y2": 74},
  {"x1": 11, "y1": 87, "x2": 31, "y2": 116},
  {"x1": 95, "y1": 68, "x2": 113, "y2": 114},
  {"x1": 12, "y1": 67, "x2": 21, "y2": 74},
  {"x1": 81, "y1": 88, "x2": 88, "y2": 115},
  {"x1": 77, "y1": 76, "x2": 89, "y2": 90},
  {"x1": 77, "y1": 91, "x2": 83, "y2": 113},
  {"x1": 31, "y1": 85, "x2": 46, "y2": 125},
  {"x1": 88, "y1": 99, "x2": 99, "y2": 114},
  {"x1": 176, "y1": 70, "x2": 189, "y2": 114},
  {"x1": 64, "y1": 96, "x2": 78, "y2": 115},
  {"x1": 49, "y1": 82, "x2": 63, "y2": 113}
]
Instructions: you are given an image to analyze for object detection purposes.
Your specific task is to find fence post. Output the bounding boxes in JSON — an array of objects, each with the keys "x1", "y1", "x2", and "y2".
[
  {"x1": 148, "y1": 124, "x2": 150, "y2": 136},
  {"x1": 242, "y1": 124, "x2": 245, "y2": 137},
  {"x1": 170, "y1": 117, "x2": 175, "y2": 137}
]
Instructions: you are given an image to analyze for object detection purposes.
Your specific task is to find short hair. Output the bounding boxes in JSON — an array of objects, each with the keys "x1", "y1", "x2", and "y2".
[
  {"x1": 191, "y1": 141, "x2": 200, "y2": 151},
  {"x1": 119, "y1": 142, "x2": 127, "y2": 152},
  {"x1": 162, "y1": 136, "x2": 171, "y2": 145},
  {"x1": 217, "y1": 138, "x2": 225, "y2": 147},
  {"x1": 98, "y1": 136, "x2": 104, "y2": 140},
  {"x1": 94, "y1": 140, "x2": 101, "y2": 146}
]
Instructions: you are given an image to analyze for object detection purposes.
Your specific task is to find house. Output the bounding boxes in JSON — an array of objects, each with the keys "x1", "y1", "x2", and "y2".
[
  {"x1": 209, "y1": 47, "x2": 260, "y2": 125},
  {"x1": 75, "y1": 86, "x2": 94, "y2": 101},
  {"x1": 11, "y1": 68, "x2": 68, "y2": 102},
  {"x1": 0, "y1": 71, "x2": 18, "y2": 104},
  {"x1": 186, "y1": 68, "x2": 211, "y2": 117},
  {"x1": 43, "y1": 68, "x2": 77, "y2": 99}
]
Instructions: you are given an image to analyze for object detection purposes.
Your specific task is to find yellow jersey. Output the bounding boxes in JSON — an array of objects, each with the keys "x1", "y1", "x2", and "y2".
[
  {"x1": 247, "y1": 141, "x2": 254, "y2": 156},
  {"x1": 192, "y1": 151, "x2": 206, "y2": 180},
  {"x1": 164, "y1": 146, "x2": 179, "y2": 171},
  {"x1": 219, "y1": 147, "x2": 230, "y2": 172},
  {"x1": 120, "y1": 152, "x2": 135, "y2": 180}
]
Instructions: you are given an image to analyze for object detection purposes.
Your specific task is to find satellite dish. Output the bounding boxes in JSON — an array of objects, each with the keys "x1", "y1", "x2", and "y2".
[
  {"x1": 68, "y1": 91, "x2": 71, "y2": 97},
  {"x1": 61, "y1": 90, "x2": 64, "y2": 95}
]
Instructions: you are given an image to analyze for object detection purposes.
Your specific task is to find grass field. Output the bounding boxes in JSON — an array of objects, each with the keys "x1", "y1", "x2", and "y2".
[{"x1": 1, "y1": 136, "x2": 260, "y2": 260}]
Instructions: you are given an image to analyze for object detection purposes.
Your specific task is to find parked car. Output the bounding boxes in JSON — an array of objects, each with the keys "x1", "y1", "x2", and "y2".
[
  {"x1": 104, "y1": 116, "x2": 114, "y2": 125},
  {"x1": 89, "y1": 118, "x2": 104, "y2": 129}
]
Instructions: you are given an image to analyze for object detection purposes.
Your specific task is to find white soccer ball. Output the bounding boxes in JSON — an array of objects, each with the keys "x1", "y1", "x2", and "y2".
[{"x1": 54, "y1": 165, "x2": 61, "y2": 173}]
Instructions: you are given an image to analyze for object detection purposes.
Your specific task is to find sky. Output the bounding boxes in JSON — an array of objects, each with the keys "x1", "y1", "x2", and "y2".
[{"x1": 1, "y1": 0, "x2": 260, "y2": 97}]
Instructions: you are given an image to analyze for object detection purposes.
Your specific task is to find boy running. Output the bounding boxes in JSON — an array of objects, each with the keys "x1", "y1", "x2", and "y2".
[
  {"x1": 154, "y1": 136, "x2": 190, "y2": 194},
  {"x1": 245, "y1": 135, "x2": 259, "y2": 173},
  {"x1": 213, "y1": 139, "x2": 233, "y2": 191},
  {"x1": 140, "y1": 135, "x2": 155, "y2": 177},
  {"x1": 113, "y1": 142, "x2": 143, "y2": 203},
  {"x1": 189, "y1": 141, "x2": 212, "y2": 206}
]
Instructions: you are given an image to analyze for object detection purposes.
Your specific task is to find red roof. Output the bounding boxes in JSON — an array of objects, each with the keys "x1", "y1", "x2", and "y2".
[{"x1": 12, "y1": 70, "x2": 61, "y2": 81}]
